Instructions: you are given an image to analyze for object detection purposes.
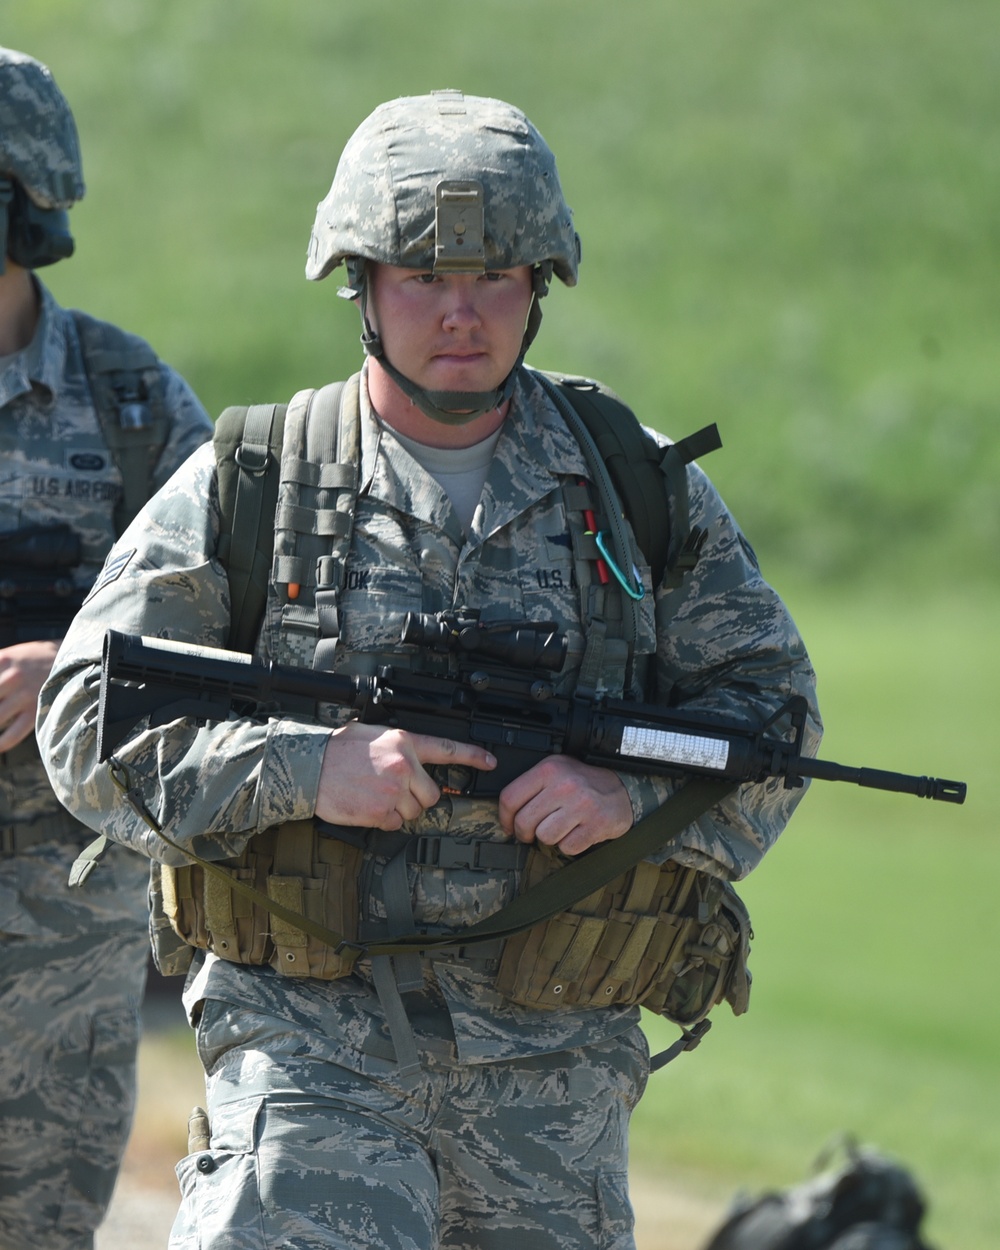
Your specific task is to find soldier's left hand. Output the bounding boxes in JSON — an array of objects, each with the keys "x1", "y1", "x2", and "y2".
[
  {"x1": 0, "y1": 640, "x2": 61, "y2": 751},
  {"x1": 498, "y1": 756, "x2": 633, "y2": 856}
]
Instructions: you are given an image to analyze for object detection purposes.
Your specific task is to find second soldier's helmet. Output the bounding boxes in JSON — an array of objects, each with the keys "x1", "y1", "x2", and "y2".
[
  {"x1": 0, "y1": 46, "x2": 84, "y2": 269},
  {"x1": 305, "y1": 90, "x2": 580, "y2": 422}
]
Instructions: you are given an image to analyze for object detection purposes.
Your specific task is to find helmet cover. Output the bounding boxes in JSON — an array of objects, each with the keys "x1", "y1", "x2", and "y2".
[
  {"x1": 307, "y1": 89, "x2": 579, "y2": 285},
  {"x1": 0, "y1": 46, "x2": 85, "y2": 210}
]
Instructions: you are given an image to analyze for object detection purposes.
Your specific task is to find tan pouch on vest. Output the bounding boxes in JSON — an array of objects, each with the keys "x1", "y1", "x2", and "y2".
[
  {"x1": 494, "y1": 847, "x2": 752, "y2": 1026},
  {"x1": 159, "y1": 821, "x2": 363, "y2": 979}
]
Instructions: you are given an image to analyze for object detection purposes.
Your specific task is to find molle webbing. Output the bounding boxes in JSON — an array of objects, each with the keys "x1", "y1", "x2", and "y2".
[
  {"x1": 214, "y1": 381, "x2": 359, "y2": 664},
  {"x1": 534, "y1": 372, "x2": 644, "y2": 686},
  {"x1": 159, "y1": 820, "x2": 363, "y2": 980},
  {"x1": 559, "y1": 475, "x2": 631, "y2": 698},
  {"x1": 282, "y1": 381, "x2": 359, "y2": 671},
  {"x1": 494, "y1": 852, "x2": 752, "y2": 1024}
]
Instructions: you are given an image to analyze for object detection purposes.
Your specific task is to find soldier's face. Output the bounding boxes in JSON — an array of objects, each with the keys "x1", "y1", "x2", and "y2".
[{"x1": 367, "y1": 262, "x2": 533, "y2": 395}]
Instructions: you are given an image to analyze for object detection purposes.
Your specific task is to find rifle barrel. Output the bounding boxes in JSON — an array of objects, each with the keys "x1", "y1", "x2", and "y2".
[{"x1": 796, "y1": 756, "x2": 966, "y2": 804}]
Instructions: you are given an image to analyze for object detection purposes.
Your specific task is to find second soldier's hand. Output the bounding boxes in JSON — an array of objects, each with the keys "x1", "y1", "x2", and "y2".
[
  {"x1": 0, "y1": 639, "x2": 61, "y2": 752},
  {"x1": 315, "y1": 720, "x2": 496, "y2": 830}
]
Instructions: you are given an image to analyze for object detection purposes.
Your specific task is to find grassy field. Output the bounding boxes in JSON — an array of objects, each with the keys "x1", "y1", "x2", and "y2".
[{"x1": 4, "y1": 4, "x2": 997, "y2": 1247}]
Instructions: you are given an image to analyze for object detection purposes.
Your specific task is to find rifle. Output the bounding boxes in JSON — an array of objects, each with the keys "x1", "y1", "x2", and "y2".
[
  {"x1": 0, "y1": 523, "x2": 87, "y2": 646},
  {"x1": 96, "y1": 612, "x2": 966, "y2": 805}
]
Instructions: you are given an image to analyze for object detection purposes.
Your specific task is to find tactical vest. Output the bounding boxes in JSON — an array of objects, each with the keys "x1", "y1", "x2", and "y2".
[
  {"x1": 149, "y1": 370, "x2": 751, "y2": 1071},
  {"x1": 215, "y1": 371, "x2": 721, "y2": 676},
  {"x1": 0, "y1": 309, "x2": 168, "y2": 844},
  {"x1": 0, "y1": 311, "x2": 167, "y2": 548}
]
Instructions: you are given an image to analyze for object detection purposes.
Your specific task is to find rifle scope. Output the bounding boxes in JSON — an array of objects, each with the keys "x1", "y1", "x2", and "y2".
[{"x1": 401, "y1": 611, "x2": 567, "y2": 673}]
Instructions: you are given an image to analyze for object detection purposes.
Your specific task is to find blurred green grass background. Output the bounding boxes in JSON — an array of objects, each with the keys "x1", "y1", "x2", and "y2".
[
  {"x1": 6, "y1": 2, "x2": 997, "y2": 1246},
  {"x1": 636, "y1": 588, "x2": 998, "y2": 1248}
]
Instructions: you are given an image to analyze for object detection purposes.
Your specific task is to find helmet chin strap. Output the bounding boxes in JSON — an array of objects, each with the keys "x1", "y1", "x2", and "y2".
[{"x1": 356, "y1": 267, "x2": 548, "y2": 426}]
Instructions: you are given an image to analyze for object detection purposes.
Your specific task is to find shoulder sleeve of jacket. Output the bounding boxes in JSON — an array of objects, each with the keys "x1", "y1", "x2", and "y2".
[
  {"x1": 36, "y1": 444, "x2": 330, "y2": 866},
  {"x1": 151, "y1": 364, "x2": 214, "y2": 491},
  {"x1": 636, "y1": 455, "x2": 823, "y2": 880}
]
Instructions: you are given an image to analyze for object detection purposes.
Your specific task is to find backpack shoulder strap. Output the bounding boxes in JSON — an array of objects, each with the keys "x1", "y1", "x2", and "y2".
[
  {"x1": 214, "y1": 402, "x2": 288, "y2": 653},
  {"x1": 71, "y1": 309, "x2": 170, "y2": 537},
  {"x1": 213, "y1": 379, "x2": 357, "y2": 659},
  {"x1": 271, "y1": 381, "x2": 355, "y2": 670},
  {"x1": 540, "y1": 370, "x2": 722, "y2": 589},
  {"x1": 541, "y1": 371, "x2": 671, "y2": 584},
  {"x1": 659, "y1": 422, "x2": 725, "y2": 588}
]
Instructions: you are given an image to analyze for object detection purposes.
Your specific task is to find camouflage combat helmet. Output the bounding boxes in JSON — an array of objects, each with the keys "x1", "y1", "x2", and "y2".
[
  {"x1": 0, "y1": 46, "x2": 84, "y2": 270},
  {"x1": 306, "y1": 89, "x2": 581, "y2": 423}
]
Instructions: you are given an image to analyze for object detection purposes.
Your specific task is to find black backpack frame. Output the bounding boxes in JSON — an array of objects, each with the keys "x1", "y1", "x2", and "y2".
[{"x1": 213, "y1": 369, "x2": 721, "y2": 653}]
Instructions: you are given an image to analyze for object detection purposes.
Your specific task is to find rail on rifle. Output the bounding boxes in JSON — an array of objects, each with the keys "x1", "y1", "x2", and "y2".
[{"x1": 95, "y1": 615, "x2": 967, "y2": 806}]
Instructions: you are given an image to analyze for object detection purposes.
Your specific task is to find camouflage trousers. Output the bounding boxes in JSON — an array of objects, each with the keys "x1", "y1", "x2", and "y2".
[
  {"x1": 172, "y1": 997, "x2": 649, "y2": 1250},
  {"x1": 0, "y1": 925, "x2": 148, "y2": 1250}
]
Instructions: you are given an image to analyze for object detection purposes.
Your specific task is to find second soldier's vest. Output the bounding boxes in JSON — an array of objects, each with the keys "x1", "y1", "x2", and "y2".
[{"x1": 0, "y1": 309, "x2": 169, "y2": 843}]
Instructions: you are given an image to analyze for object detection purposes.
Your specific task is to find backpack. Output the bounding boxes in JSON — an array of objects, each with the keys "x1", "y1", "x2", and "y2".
[
  {"x1": 213, "y1": 368, "x2": 721, "y2": 654},
  {"x1": 701, "y1": 1140, "x2": 938, "y2": 1250},
  {"x1": 71, "y1": 309, "x2": 170, "y2": 537}
]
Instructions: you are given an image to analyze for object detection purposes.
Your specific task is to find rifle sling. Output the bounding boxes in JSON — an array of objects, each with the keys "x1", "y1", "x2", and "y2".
[{"x1": 121, "y1": 768, "x2": 736, "y2": 959}]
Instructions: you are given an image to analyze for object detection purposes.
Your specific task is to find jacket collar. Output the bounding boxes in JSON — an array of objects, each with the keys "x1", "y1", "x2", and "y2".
[
  {"x1": 0, "y1": 280, "x2": 68, "y2": 409},
  {"x1": 358, "y1": 365, "x2": 589, "y2": 544}
]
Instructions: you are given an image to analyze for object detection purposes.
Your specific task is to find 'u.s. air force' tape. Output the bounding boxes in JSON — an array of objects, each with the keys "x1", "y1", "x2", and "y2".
[{"x1": 84, "y1": 548, "x2": 136, "y2": 603}]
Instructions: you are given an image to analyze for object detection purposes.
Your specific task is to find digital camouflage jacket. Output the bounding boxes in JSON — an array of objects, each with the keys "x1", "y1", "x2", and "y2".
[{"x1": 37, "y1": 366, "x2": 820, "y2": 1061}]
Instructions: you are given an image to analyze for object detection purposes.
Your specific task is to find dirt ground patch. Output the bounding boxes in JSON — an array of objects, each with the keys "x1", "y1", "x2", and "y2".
[{"x1": 632, "y1": 1175, "x2": 727, "y2": 1250}]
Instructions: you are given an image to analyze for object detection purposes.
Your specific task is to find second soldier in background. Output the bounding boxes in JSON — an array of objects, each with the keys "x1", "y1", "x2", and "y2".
[{"x1": 0, "y1": 46, "x2": 212, "y2": 1250}]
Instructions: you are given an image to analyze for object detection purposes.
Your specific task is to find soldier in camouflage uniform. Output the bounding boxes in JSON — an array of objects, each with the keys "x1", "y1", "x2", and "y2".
[
  {"x1": 37, "y1": 91, "x2": 821, "y2": 1249},
  {"x1": 0, "y1": 46, "x2": 213, "y2": 1250}
]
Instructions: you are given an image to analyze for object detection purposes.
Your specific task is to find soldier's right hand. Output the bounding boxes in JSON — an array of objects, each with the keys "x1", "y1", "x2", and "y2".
[{"x1": 314, "y1": 721, "x2": 496, "y2": 830}]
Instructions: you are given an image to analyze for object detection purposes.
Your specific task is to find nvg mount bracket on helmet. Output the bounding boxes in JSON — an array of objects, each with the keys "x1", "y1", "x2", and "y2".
[{"x1": 434, "y1": 181, "x2": 486, "y2": 273}]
